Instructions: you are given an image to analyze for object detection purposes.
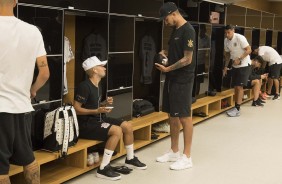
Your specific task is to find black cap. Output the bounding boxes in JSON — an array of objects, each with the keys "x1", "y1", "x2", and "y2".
[{"x1": 159, "y1": 2, "x2": 178, "y2": 21}]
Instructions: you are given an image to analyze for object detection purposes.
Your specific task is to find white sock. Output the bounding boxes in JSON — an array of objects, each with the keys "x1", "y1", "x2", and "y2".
[
  {"x1": 100, "y1": 149, "x2": 114, "y2": 170},
  {"x1": 125, "y1": 144, "x2": 134, "y2": 160}
]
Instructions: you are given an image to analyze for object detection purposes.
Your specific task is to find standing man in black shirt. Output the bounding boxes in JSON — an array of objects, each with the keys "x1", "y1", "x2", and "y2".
[
  {"x1": 74, "y1": 56, "x2": 146, "y2": 181},
  {"x1": 155, "y1": 2, "x2": 196, "y2": 171}
]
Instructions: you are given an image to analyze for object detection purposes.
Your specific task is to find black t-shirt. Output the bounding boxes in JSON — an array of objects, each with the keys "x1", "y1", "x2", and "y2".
[
  {"x1": 167, "y1": 22, "x2": 196, "y2": 83},
  {"x1": 74, "y1": 78, "x2": 102, "y2": 120}
]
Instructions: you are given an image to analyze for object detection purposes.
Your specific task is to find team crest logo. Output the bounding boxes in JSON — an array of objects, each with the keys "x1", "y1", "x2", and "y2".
[
  {"x1": 234, "y1": 43, "x2": 237, "y2": 47},
  {"x1": 188, "y1": 39, "x2": 193, "y2": 47}
]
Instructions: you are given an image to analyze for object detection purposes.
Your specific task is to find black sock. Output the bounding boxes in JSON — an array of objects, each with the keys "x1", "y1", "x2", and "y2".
[{"x1": 235, "y1": 103, "x2": 240, "y2": 111}]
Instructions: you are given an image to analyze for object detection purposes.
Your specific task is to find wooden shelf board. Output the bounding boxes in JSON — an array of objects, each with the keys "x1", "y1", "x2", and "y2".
[
  {"x1": 34, "y1": 151, "x2": 59, "y2": 165},
  {"x1": 41, "y1": 163, "x2": 84, "y2": 184},
  {"x1": 152, "y1": 132, "x2": 170, "y2": 141},
  {"x1": 131, "y1": 112, "x2": 168, "y2": 131},
  {"x1": 9, "y1": 165, "x2": 23, "y2": 176}
]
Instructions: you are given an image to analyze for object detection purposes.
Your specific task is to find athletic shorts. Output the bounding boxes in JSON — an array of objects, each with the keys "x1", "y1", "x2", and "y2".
[
  {"x1": 78, "y1": 116, "x2": 123, "y2": 141},
  {"x1": 269, "y1": 63, "x2": 282, "y2": 79},
  {"x1": 231, "y1": 65, "x2": 251, "y2": 87},
  {"x1": 162, "y1": 80, "x2": 193, "y2": 117},
  {"x1": 0, "y1": 113, "x2": 35, "y2": 175}
]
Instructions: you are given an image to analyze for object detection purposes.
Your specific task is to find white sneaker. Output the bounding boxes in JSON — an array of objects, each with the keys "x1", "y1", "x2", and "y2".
[
  {"x1": 170, "y1": 155, "x2": 193, "y2": 170},
  {"x1": 243, "y1": 94, "x2": 248, "y2": 100},
  {"x1": 156, "y1": 150, "x2": 180, "y2": 163},
  {"x1": 153, "y1": 122, "x2": 170, "y2": 133},
  {"x1": 226, "y1": 107, "x2": 240, "y2": 117}
]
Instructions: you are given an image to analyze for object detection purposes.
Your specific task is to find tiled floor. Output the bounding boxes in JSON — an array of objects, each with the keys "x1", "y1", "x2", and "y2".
[{"x1": 66, "y1": 98, "x2": 282, "y2": 184}]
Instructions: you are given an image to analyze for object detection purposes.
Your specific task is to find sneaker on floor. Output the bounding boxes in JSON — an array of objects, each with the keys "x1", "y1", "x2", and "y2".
[
  {"x1": 272, "y1": 94, "x2": 280, "y2": 100},
  {"x1": 260, "y1": 93, "x2": 267, "y2": 100},
  {"x1": 258, "y1": 98, "x2": 266, "y2": 103},
  {"x1": 252, "y1": 100, "x2": 264, "y2": 107},
  {"x1": 170, "y1": 155, "x2": 193, "y2": 170},
  {"x1": 156, "y1": 149, "x2": 180, "y2": 163},
  {"x1": 96, "y1": 164, "x2": 121, "y2": 181},
  {"x1": 226, "y1": 107, "x2": 236, "y2": 114},
  {"x1": 226, "y1": 107, "x2": 240, "y2": 117},
  {"x1": 125, "y1": 156, "x2": 147, "y2": 170},
  {"x1": 266, "y1": 92, "x2": 273, "y2": 98}
]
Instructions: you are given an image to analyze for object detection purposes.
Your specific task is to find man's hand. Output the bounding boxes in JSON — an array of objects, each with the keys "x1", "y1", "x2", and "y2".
[
  {"x1": 106, "y1": 97, "x2": 113, "y2": 105},
  {"x1": 155, "y1": 63, "x2": 170, "y2": 73},
  {"x1": 233, "y1": 58, "x2": 241, "y2": 65},
  {"x1": 97, "y1": 107, "x2": 112, "y2": 114},
  {"x1": 222, "y1": 67, "x2": 228, "y2": 77}
]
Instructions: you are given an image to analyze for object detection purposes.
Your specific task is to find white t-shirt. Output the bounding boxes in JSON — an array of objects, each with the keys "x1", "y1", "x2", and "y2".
[
  {"x1": 0, "y1": 16, "x2": 46, "y2": 113},
  {"x1": 258, "y1": 46, "x2": 282, "y2": 65},
  {"x1": 224, "y1": 33, "x2": 251, "y2": 68}
]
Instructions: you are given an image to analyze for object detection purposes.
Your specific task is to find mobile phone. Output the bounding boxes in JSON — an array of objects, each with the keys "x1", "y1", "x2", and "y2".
[{"x1": 104, "y1": 106, "x2": 114, "y2": 109}]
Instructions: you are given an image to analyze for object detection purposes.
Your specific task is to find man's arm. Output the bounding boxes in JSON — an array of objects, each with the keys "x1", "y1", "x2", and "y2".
[
  {"x1": 239, "y1": 45, "x2": 251, "y2": 61},
  {"x1": 30, "y1": 55, "x2": 49, "y2": 98},
  {"x1": 169, "y1": 50, "x2": 193, "y2": 71},
  {"x1": 155, "y1": 50, "x2": 193, "y2": 73},
  {"x1": 73, "y1": 100, "x2": 111, "y2": 115},
  {"x1": 224, "y1": 51, "x2": 231, "y2": 68}
]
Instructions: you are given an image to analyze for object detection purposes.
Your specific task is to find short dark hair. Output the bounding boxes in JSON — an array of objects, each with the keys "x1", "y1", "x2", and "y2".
[
  {"x1": 254, "y1": 55, "x2": 264, "y2": 65},
  {"x1": 224, "y1": 24, "x2": 234, "y2": 30},
  {"x1": 251, "y1": 45, "x2": 259, "y2": 52}
]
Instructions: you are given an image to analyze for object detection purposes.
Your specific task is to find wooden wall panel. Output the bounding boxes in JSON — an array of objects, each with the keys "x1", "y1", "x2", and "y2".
[
  {"x1": 235, "y1": 0, "x2": 270, "y2": 12},
  {"x1": 270, "y1": 2, "x2": 282, "y2": 15}
]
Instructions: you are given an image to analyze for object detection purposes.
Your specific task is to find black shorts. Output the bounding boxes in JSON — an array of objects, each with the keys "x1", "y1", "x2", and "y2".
[
  {"x1": 162, "y1": 80, "x2": 193, "y2": 117},
  {"x1": 269, "y1": 63, "x2": 282, "y2": 79},
  {"x1": 78, "y1": 116, "x2": 123, "y2": 141},
  {"x1": 0, "y1": 113, "x2": 35, "y2": 175},
  {"x1": 231, "y1": 66, "x2": 251, "y2": 87}
]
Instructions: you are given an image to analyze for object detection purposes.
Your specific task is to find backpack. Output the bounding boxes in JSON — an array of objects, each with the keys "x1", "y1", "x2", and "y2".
[{"x1": 43, "y1": 105, "x2": 79, "y2": 157}]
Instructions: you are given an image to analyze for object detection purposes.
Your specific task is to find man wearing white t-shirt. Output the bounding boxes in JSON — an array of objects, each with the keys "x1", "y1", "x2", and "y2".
[
  {"x1": 223, "y1": 25, "x2": 252, "y2": 117},
  {"x1": 252, "y1": 45, "x2": 282, "y2": 100},
  {"x1": 0, "y1": 0, "x2": 49, "y2": 183}
]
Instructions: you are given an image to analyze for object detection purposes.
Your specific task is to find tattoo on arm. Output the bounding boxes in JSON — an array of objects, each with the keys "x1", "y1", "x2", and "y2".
[
  {"x1": 224, "y1": 52, "x2": 231, "y2": 67},
  {"x1": 38, "y1": 61, "x2": 47, "y2": 67},
  {"x1": 170, "y1": 51, "x2": 192, "y2": 71}
]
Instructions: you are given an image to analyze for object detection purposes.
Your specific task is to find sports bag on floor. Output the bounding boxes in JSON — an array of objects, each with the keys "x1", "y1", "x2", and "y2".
[{"x1": 43, "y1": 105, "x2": 79, "y2": 157}]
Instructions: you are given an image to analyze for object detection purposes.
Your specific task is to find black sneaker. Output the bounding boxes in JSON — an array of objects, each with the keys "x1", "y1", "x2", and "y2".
[
  {"x1": 96, "y1": 164, "x2": 121, "y2": 180},
  {"x1": 258, "y1": 98, "x2": 266, "y2": 103},
  {"x1": 252, "y1": 100, "x2": 264, "y2": 107},
  {"x1": 125, "y1": 156, "x2": 147, "y2": 170},
  {"x1": 272, "y1": 94, "x2": 280, "y2": 100}
]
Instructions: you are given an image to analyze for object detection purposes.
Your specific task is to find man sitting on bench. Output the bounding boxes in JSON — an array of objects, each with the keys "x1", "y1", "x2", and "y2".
[{"x1": 74, "y1": 56, "x2": 147, "y2": 181}]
